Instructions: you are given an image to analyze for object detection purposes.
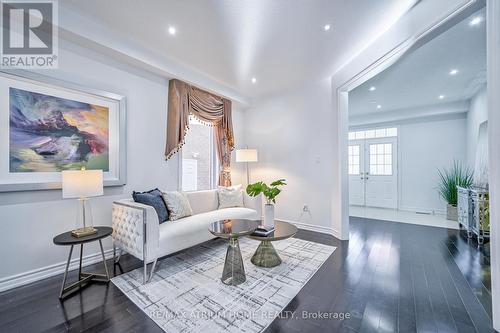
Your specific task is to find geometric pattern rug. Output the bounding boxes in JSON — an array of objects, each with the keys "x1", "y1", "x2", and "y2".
[{"x1": 112, "y1": 237, "x2": 335, "y2": 333}]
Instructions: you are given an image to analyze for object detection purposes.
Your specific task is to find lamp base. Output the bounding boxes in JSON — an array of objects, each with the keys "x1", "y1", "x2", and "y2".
[{"x1": 71, "y1": 226, "x2": 97, "y2": 238}]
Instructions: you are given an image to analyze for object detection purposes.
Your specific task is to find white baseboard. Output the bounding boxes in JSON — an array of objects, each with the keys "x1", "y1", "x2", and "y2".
[
  {"x1": 398, "y1": 205, "x2": 446, "y2": 215},
  {"x1": 275, "y1": 218, "x2": 340, "y2": 239},
  {"x1": 0, "y1": 248, "x2": 114, "y2": 293}
]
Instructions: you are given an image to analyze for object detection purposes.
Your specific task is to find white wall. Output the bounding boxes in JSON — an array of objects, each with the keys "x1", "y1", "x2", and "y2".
[
  {"x1": 244, "y1": 79, "x2": 335, "y2": 234},
  {"x1": 0, "y1": 39, "x2": 247, "y2": 290},
  {"x1": 0, "y1": 40, "x2": 172, "y2": 289},
  {"x1": 350, "y1": 116, "x2": 467, "y2": 213},
  {"x1": 331, "y1": 0, "x2": 481, "y2": 239},
  {"x1": 243, "y1": 0, "x2": 475, "y2": 238},
  {"x1": 398, "y1": 117, "x2": 467, "y2": 213},
  {"x1": 466, "y1": 85, "x2": 488, "y2": 167}
]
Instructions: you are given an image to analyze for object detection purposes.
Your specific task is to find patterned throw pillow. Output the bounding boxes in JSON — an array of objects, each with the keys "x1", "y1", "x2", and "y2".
[
  {"x1": 217, "y1": 184, "x2": 244, "y2": 209},
  {"x1": 162, "y1": 191, "x2": 194, "y2": 221},
  {"x1": 132, "y1": 188, "x2": 169, "y2": 223}
]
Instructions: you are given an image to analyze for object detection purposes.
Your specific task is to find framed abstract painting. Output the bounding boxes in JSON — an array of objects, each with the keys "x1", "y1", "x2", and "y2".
[{"x1": 0, "y1": 70, "x2": 126, "y2": 192}]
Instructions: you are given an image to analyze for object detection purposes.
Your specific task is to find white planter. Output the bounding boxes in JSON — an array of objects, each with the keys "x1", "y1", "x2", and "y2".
[
  {"x1": 447, "y1": 204, "x2": 458, "y2": 221},
  {"x1": 264, "y1": 204, "x2": 275, "y2": 227}
]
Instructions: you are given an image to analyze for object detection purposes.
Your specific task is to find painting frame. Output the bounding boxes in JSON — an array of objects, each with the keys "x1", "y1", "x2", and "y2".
[{"x1": 0, "y1": 70, "x2": 127, "y2": 192}]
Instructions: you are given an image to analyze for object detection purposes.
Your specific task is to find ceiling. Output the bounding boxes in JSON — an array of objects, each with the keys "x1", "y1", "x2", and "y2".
[
  {"x1": 349, "y1": 8, "x2": 486, "y2": 118},
  {"x1": 62, "y1": 0, "x2": 416, "y2": 99}
]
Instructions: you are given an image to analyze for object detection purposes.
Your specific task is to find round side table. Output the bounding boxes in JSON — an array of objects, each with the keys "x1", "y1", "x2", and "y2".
[
  {"x1": 209, "y1": 219, "x2": 259, "y2": 286},
  {"x1": 53, "y1": 226, "x2": 113, "y2": 299},
  {"x1": 249, "y1": 221, "x2": 298, "y2": 268}
]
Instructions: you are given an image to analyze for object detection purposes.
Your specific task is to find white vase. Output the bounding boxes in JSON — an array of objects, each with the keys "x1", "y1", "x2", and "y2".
[{"x1": 264, "y1": 204, "x2": 275, "y2": 227}]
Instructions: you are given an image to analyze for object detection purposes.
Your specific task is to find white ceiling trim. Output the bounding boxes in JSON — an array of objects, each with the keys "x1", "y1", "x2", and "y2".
[{"x1": 349, "y1": 100, "x2": 469, "y2": 127}]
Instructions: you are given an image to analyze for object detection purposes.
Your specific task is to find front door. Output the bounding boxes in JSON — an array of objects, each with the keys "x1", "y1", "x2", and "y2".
[
  {"x1": 364, "y1": 137, "x2": 398, "y2": 209},
  {"x1": 348, "y1": 136, "x2": 398, "y2": 209},
  {"x1": 348, "y1": 141, "x2": 365, "y2": 206}
]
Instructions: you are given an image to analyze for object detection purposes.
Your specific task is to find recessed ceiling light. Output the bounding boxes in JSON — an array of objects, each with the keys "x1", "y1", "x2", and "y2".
[
  {"x1": 439, "y1": 95, "x2": 445, "y2": 100},
  {"x1": 369, "y1": 86, "x2": 376, "y2": 91},
  {"x1": 323, "y1": 24, "x2": 331, "y2": 31},
  {"x1": 251, "y1": 77, "x2": 257, "y2": 84},
  {"x1": 168, "y1": 26, "x2": 176, "y2": 35},
  {"x1": 469, "y1": 16, "x2": 483, "y2": 26},
  {"x1": 376, "y1": 105, "x2": 382, "y2": 109},
  {"x1": 449, "y1": 69, "x2": 459, "y2": 75}
]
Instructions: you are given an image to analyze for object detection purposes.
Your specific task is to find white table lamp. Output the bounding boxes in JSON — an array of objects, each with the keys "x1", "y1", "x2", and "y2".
[
  {"x1": 62, "y1": 168, "x2": 103, "y2": 237},
  {"x1": 236, "y1": 149, "x2": 258, "y2": 185}
]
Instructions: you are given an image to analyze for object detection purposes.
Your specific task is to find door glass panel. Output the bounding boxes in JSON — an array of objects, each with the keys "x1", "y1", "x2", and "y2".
[
  {"x1": 348, "y1": 145, "x2": 360, "y2": 175},
  {"x1": 369, "y1": 143, "x2": 393, "y2": 175}
]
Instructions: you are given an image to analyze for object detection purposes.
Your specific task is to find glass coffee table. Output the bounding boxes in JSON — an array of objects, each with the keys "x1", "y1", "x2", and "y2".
[
  {"x1": 209, "y1": 219, "x2": 260, "y2": 286},
  {"x1": 249, "y1": 220, "x2": 298, "y2": 268}
]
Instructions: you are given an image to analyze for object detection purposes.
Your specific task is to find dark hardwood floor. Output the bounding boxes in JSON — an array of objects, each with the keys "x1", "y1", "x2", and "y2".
[{"x1": 0, "y1": 217, "x2": 493, "y2": 332}]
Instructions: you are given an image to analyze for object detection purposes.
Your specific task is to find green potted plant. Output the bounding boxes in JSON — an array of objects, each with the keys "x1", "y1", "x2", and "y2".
[
  {"x1": 437, "y1": 161, "x2": 473, "y2": 221},
  {"x1": 246, "y1": 179, "x2": 287, "y2": 226}
]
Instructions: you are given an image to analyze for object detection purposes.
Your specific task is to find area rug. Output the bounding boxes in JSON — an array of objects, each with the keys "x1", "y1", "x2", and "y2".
[{"x1": 112, "y1": 237, "x2": 335, "y2": 333}]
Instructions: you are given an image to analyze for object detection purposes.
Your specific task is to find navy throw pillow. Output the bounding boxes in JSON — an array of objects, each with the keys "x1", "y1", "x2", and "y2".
[{"x1": 132, "y1": 188, "x2": 169, "y2": 223}]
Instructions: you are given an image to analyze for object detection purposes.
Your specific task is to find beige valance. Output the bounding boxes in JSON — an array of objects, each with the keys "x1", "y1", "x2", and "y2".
[{"x1": 165, "y1": 79, "x2": 234, "y2": 186}]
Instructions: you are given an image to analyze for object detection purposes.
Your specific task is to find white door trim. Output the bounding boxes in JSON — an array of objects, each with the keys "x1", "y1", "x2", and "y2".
[{"x1": 487, "y1": 0, "x2": 500, "y2": 328}]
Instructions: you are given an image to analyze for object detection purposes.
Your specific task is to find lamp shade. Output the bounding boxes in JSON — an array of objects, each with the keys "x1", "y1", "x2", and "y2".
[
  {"x1": 62, "y1": 169, "x2": 103, "y2": 198},
  {"x1": 236, "y1": 149, "x2": 258, "y2": 162}
]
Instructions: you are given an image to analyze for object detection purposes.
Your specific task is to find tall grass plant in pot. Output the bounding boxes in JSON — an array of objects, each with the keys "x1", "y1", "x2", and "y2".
[{"x1": 437, "y1": 161, "x2": 474, "y2": 221}]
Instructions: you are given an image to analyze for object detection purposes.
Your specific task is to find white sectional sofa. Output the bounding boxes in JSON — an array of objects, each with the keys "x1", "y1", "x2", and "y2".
[{"x1": 112, "y1": 189, "x2": 261, "y2": 283}]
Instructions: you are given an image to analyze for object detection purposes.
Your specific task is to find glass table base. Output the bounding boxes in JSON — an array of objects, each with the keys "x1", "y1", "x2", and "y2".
[
  {"x1": 221, "y1": 237, "x2": 246, "y2": 285},
  {"x1": 251, "y1": 240, "x2": 282, "y2": 268}
]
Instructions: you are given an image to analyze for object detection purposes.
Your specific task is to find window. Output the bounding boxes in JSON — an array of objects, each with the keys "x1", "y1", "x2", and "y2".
[
  {"x1": 369, "y1": 143, "x2": 392, "y2": 175},
  {"x1": 348, "y1": 127, "x2": 397, "y2": 140},
  {"x1": 181, "y1": 116, "x2": 218, "y2": 191},
  {"x1": 348, "y1": 145, "x2": 360, "y2": 175}
]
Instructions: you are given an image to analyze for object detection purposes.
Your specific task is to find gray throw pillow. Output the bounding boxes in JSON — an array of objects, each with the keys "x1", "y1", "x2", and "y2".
[{"x1": 132, "y1": 188, "x2": 169, "y2": 223}]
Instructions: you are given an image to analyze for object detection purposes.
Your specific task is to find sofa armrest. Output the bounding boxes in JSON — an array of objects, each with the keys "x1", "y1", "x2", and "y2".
[
  {"x1": 243, "y1": 193, "x2": 263, "y2": 218},
  {"x1": 112, "y1": 200, "x2": 159, "y2": 263}
]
